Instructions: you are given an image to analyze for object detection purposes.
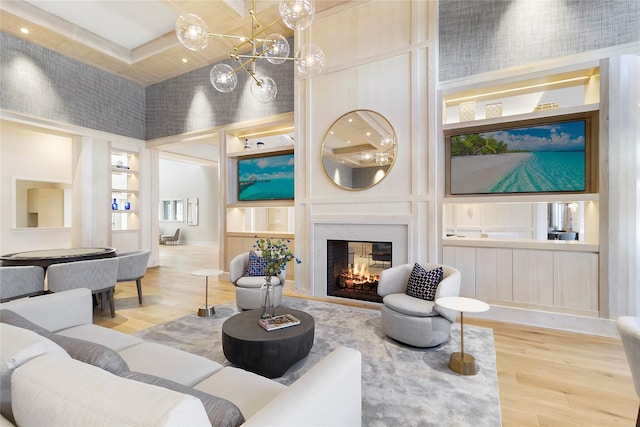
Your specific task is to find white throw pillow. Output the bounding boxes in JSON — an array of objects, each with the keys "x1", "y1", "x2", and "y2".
[{"x1": 0, "y1": 323, "x2": 69, "y2": 423}]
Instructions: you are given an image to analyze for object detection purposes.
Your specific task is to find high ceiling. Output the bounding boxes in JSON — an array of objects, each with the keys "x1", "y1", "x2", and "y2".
[{"x1": 0, "y1": 0, "x2": 344, "y2": 86}]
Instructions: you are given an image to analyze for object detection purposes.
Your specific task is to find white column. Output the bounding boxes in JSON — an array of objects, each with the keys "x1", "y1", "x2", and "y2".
[
  {"x1": 601, "y1": 54, "x2": 640, "y2": 318},
  {"x1": 71, "y1": 136, "x2": 111, "y2": 247}
]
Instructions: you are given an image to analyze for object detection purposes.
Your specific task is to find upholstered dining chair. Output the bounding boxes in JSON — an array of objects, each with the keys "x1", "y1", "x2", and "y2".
[
  {"x1": 229, "y1": 251, "x2": 286, "y2": 310},
  {"x1": 160, "y1": 228, "x2": 180, "y2": 245},
  {"x1": 0, "y1": 266, "x2": 45, "y2": 302},
  {"x1": 46, "y1": 257, "x2": 119, "y2": 317},
  {"x1": 377, "y1": 262, "x2": 461, "y2": 347},
  {"x1": 617, "y1": 316, "x2": 640, "y2": 427},
  {"x1": 116, "y1": 249, "x2": 150, "y2": 304}
]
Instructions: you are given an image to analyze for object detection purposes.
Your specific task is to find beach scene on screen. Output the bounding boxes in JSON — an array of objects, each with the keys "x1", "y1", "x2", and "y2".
[
  {"x1": 238, "y1": 153, "x2": 295, "y2": 201},
  {"x1": 450, "y1": 120, "x2": 586, "y2": 194}
]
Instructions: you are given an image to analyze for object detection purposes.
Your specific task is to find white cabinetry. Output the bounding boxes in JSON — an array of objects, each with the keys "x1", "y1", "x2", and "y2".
[
  {"x1": 443, "y1": 244, "x2": 599, "y2": 317},
  {"x1": 441, "y1": 65, "x2": 602, "y2": 317},
  {"x1": 512, "y1": 249, "x2": 554, "y2": 306}
]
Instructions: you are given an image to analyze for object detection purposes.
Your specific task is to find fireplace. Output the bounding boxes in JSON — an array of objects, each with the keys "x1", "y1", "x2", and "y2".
[
  {"x1": 326, "y1": 240, "x2": 390, "y2": 303},
  {"x1": 312, "y1": 222, "x2": 408, "y2": 300}
]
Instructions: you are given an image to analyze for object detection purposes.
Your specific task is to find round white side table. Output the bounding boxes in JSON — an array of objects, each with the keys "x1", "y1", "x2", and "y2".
[
  {"x1": 191, "y1": 269, "x2": 222, "y2": 317},
  {"x1": 436, "y1": 296, "x2": 490, "y2": 375}
]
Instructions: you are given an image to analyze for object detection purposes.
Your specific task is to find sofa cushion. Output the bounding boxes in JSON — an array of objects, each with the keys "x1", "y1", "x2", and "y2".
[
  {"x1": 235, "y1": 275, "x2": 281, "y2": 288},
  {"x1": 122, "y1": 371, "x2": 245, "y2": 427},
  {"x1": 11, "y1": 353, "x2": 211, "y2": 427},
  {"x1": 45, "y1": 333, "x2": 130, "y2": 375},
  {"x1": 0, "y1": 323, "x2": 70, "y2": 424},
  {"x1": 195, "y1": 366, "x2": 287, "y2": 420},
  {"x1": 0, "y1": 309, "x2": 49, "y2": 335},
  {"x1": 56, "y1": 323, "x2": 143, "y2": 352},
  {"x1": 244, "y1": 250, "x2": 267, "y2": 276},
  {"x1": 119, "y1": 342, "x2": 223, "y2": 387},
  {"x1": 405, "y1": 264, "x2": 443, "y2": 301},
  {"x1": 383, "y1": 293, "x2": 440, "y2": 317}
]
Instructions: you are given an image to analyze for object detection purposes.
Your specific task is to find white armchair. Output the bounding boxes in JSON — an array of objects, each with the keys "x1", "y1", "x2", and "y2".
[
  {"x1": 617, "y1": 316, "x2": 640, "y2": 426},
  {"x1": 229, "y1": 252, "x2": 286, "y2": 310},
  {"x1": 377, "y1": 263, "x2": 461, "y2": 347}
]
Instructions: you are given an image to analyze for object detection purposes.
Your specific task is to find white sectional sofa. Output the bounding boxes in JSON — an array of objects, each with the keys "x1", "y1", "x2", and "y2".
[{"x1": 0, "y1": 288, "x2": 362, "y2": 426}]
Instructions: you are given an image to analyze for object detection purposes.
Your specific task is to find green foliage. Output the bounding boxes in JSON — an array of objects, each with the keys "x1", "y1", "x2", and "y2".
[
  {"x1": 451, "y1": 134, "x2": 509, "y2": 156},
  {"x1": 253, "y1": 237, "x2": 302, "y2": 277}
]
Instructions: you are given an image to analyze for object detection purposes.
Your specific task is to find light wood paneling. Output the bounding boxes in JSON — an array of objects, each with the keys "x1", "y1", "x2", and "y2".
[
  {"x1": 27, "y1": 188, "x2": 64, "y2": 227},
  {"x1": 553, "y1": 251, "x2": 599, "y2": 312},
  {"x1": 94, "y1": 244, "x2": 638, "y2": 427},
  {"x1": 312, "y1": 1, "x2": 413, "y2": 70},
  {"x1": 512, "y1": 249, "x2": 554, "y2": 306},
  {"x1": 476, "y1": 247, "x2": 513, "y2": 300},
  {"x1": 443, "y1": 246, "x2": 476, "y2": 296}
]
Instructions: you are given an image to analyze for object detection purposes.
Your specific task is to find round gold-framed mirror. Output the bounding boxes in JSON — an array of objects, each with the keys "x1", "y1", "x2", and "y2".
[{"x1": 321, "y1": 110, "x2": 397, "y2": 190}]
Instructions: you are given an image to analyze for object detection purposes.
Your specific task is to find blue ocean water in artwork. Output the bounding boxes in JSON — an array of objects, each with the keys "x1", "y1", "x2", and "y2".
[
  {"x1": 239, "y1": 177, "x2": 294, "y2": 201},
  {"x1": 489, "y1": 151, "x2": 585, "y2": 193}
]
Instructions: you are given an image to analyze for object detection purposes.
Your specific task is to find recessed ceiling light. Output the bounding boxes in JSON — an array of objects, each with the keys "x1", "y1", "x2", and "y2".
[
  {"x1": 20, "y1": 28, "x2": 29, "y2": 34},
  {"x1": 181, "y1": 58, "x2": 188, "y2": 63}
]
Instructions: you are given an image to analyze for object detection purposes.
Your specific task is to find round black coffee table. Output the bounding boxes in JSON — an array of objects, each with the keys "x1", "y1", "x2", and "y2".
[{"x1": 222, "y1": 308, "x2": 314, "y2": 378}]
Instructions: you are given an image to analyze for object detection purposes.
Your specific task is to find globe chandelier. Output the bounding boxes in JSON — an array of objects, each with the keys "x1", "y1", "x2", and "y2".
[{"x1": 175, "y1": 0, "x2": 325, "y2": 103}]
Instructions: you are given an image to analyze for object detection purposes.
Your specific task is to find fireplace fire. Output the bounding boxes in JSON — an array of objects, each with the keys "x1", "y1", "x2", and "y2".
[{"x1": 327, "y1": 240, "x2": 390, "y2": 303}]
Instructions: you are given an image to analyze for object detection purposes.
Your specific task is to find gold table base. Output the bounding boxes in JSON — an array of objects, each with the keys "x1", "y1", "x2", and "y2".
[
  {"x1": 448, "y1": 351, "x2": 478, "y2": 375},
  {"x1": 198, "y1": 305, "x2": 215, "y2": 317}
]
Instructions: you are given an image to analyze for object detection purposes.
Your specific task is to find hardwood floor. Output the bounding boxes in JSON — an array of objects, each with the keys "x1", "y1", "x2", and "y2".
[{"x1": 94, "y1": 245, "x2": 638, "y2": 426}]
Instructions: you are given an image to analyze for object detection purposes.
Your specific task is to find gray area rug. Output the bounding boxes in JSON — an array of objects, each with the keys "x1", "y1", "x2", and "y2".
[{"x1": 134, "y1": 298, "x2": 502, "y2": 427}]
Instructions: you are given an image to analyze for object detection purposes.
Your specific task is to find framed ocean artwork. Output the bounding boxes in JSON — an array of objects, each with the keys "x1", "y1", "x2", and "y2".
[
  {"x1": 237, "y1": 152, "x2": 295, "y2": 201},
  {"x1": 444, "y1": 111, "x2": 598, "y2": 196}
]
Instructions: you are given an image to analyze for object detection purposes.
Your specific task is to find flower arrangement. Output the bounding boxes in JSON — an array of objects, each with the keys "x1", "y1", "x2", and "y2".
[{"x1": 253, "y1": 237, "x2": 301, "y2": 277}]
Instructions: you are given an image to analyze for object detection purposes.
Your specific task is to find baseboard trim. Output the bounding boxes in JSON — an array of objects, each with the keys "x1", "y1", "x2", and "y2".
[{"x1": 467, "y1": 304, "x2": 619, "y2": 338}]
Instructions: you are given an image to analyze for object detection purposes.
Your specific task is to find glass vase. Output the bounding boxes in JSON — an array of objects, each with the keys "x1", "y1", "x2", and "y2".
[{"x1": 261, "y1": 276, "x2": 274, "y2": 319}]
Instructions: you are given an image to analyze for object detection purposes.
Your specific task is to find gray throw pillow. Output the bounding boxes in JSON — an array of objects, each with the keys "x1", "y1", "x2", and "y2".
[
  {"x1": 44, "y1": 333, "x2": 130, "y2": 376},
  {"x1": 0, "y1": 309, "x2": 49, "y2": 335},
  {"x1": 0, "y1": 309, "x2": 128, "y2": 375},
  {"x1": 121, "y1": 371, "x2": 245, "y2": 427}
]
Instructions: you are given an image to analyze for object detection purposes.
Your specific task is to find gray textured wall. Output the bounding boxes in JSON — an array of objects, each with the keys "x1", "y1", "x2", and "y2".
[
  {"x1": 0, "y1": 33, "x2": 145, "y2": 140},
  {"x1": 146, "y1": 44, "x2": 294, "y2": 140},
  {"x1": 439, "y1": 0, "x2": 640, "y2": 81}
]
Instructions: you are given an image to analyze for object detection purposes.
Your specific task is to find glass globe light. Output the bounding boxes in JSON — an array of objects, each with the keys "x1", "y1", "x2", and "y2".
[
  {"x1": 210, "y1": 64, "x2": 238, "y2": 93},
  {"x1": 381, "y1": 135, "x2": 395, "y2": 146},
  {"x1": 296, "y1": 43, "x2": 325, "y2": 76},
  {"x1": 175, "y1": 14, "x2": 209, "y2": 51},
  {"x1": 250, "y1": 76, "x2": 278, "y2": 103},
  {"x1": 279, "y1": 0, "x2": 315, "y2": 30},
  {"x1": 263, "y1": 34, "x2": 290, "y2": 64}
]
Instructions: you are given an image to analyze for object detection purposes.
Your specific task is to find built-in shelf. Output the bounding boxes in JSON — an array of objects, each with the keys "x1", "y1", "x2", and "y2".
[
  {"x1": 227, "y1": 144, "x2": 294, "y2": 158},
  {"x1": 111, "y1": 150, "x2": 140, "y2": 231},
  {"x1": 442, "y1": 103, "x2": 599, "y2": 131},
  {"x1": 443, "y1": 193, "x2": 599, "y2": 204}
]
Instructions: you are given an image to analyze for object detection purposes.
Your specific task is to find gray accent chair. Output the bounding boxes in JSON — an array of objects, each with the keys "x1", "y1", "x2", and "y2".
[
  {"x1": 0, "y1": 266, "x2": 45, "y2": 302},
  {"x1": 46, "y1": 258, "x2": 120, "y2": 317},
  {"x1": 617, "y1": 316, "x2": 640, "y2": 427},
  {"x1": 160, "y1": 228, "x2": 180, "y2": 245},
  {"x1": 229, "y1": 252, "x2": 285, "y2": 310},
  {"x1": 116, "y1": 250, "x2": 151, "y2": 304},
  {"x1": 377, "y1": 263, "x2": 461, "y2": 347}
]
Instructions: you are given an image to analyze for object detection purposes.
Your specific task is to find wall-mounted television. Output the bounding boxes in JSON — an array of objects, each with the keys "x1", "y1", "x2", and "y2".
[
  {"x1": 237, "y1": 152, "x2": 295, "y2": 201},
  {"x1": 445, "y1": 111, "x2": 598, "y2": 196}
]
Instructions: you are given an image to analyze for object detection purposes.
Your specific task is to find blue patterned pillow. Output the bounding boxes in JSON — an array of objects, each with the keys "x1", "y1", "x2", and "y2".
[
  {"x1": 405, "y1": 264, "x2": 443, "y2": 301},
  {"x1": 245, "y1": 250, "x2": 267, "y2": 276}
]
